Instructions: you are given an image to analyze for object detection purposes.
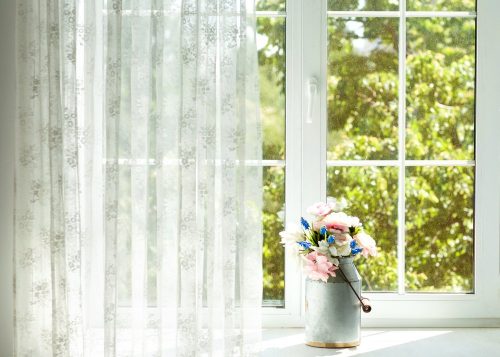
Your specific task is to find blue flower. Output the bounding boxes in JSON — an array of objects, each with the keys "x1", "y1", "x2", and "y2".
[
  {"x1": 327, "y1": 235, "x2": 335, "y2": 244},
  {"x1": 300, "y1": 217, "x2": 310, "y2": 230},
  {"x1": 320, "y1": 226, "x2": 327, "y2": 236},
  {"x1": 350, "y1": 240, "x2": 357, "y2": 249},
  {"x1": 351, "y1": 247, "x2": 363, "y2": 255},
  {"x1": 297, "y1": 241, "x2": 312, "y2": 250}
]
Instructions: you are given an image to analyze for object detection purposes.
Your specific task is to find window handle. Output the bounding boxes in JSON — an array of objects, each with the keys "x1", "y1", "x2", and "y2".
[{"x1": 306, "y1": 77, "x2": 318, "y2": 124}]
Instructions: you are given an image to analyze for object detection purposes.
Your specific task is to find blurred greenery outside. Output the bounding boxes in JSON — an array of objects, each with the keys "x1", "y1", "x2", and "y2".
[{"x1": 258, "y1": 0, "x2": 476, "y2": 304}]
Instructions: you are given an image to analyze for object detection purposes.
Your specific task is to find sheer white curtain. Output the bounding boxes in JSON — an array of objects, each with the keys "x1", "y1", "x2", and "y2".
[{"x1": 15, "y1": 0, "x2": 262, "y2": 355}]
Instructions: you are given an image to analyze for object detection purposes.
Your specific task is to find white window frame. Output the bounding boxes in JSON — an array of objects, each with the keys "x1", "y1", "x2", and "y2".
[{"x1": 262, "y1": 0, "x2": 500, "y2": 327}]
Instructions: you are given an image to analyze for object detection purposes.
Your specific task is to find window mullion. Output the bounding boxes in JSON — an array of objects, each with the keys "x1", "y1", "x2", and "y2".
[
  {"x1": 475, "y1": 0, "x2": 500, "y2": 301},
  {"x1": 278, "y1": 0, "x2": 327, "y2": 324},
  {"x1": 300, "y1": 0, "x2": 326, "y2": 209},
  {"x1": 280, "y1": 0, "x2": 305, "y2": 323},
  {"x1": 397, "y1": 0, "x2": 407, "y2": 295},
  {"x1": 299, "y1": 0, "x2": 327, "y2": 320},
  {"x1": 319, "y1": 0, "x2": 328, "y2": 203}
]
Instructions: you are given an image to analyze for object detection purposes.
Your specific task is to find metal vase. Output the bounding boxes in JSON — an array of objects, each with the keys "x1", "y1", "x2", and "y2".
[{"x1": 305, "y1": 257, "x2": 361, "y2": 348}]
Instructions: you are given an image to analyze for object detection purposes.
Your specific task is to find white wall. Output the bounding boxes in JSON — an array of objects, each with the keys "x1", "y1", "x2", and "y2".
[{"x1": 0, "y1": 0, "x2": 16, "y2": 356}]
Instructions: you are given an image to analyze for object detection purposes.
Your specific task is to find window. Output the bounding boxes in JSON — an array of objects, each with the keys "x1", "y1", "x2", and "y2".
[{"x1": 262, "y1": 0, "x2": 500, "y2": 326}]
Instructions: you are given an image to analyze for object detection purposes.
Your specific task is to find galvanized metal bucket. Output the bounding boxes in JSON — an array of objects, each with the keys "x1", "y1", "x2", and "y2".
[{"x1": 305, "y1": 257, "x2": 361, "y2": 348}]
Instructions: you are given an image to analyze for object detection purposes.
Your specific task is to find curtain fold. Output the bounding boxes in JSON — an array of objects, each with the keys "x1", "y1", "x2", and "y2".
[{"x1": 15, "y1": 0, "x2": 262, "y2": 355}]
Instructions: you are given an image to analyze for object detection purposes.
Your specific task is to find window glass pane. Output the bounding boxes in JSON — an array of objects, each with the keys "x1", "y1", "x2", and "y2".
[
  {"x1": 116, "y1": 165, "x2": 132, "y2": 306},
  {"x1": 327, "y1": 166, "x2": 398, "y2": 292},
  {"x1": 405, "y1": 166, "x2": 474, "y2": 293},
  {"x1": 328, "y1": 0, "x2": 399, "y2": 11},
  {"x1": 328, "y1": 17, "x2": 399, "y2": 160},
  {"x1": 258, "y1": 15, "x2": 286, "y2": 306},
  {"x1": 147, "y1": 167, "x2": 158, "y2": 306},
  {"x1": 263, "y1": 166, "x2": 285, "y2": 305},
  {"x1": 114, "y1": 164, "x2": 159, "y2": 306},
  {"x1": 257, "y1": 17, "x2": 286, "y2": 161},
  {"x1": 406, "y1": 18, "x2": 475, "y2": 160},
  {"x1": 407, "y1": 0, "x2": 475, "y2": 11},
  {"x1": 256, "y1": 0, "x2": 285, "y2": 12}
]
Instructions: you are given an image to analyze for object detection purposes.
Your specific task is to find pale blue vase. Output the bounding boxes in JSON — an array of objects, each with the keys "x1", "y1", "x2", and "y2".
[{"x1": 305, "y1": 257, "x2": 361, "y2": 348}]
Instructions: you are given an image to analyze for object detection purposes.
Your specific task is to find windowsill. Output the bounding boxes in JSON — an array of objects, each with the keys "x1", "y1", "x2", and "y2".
[{"x1": 261, "y1": 328, "x2": 500, "y2": 356}]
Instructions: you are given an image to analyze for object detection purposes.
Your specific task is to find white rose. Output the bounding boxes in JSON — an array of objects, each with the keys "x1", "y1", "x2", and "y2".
[{"x1": 336, "y1": 243, "x2": 352, "y2": 256}]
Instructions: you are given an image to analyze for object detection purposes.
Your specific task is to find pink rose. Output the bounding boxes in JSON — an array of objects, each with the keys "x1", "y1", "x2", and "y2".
[
  {"x1": 307, "y1": 202, "x2": 333, "y2": 218},
  {"x1": 314, "y1": 212, "x2": 360, "y2": 232},
  {"x1": 303, "y1": 251, "x2": 338, "y2": 283},
  {"x1": 354, "y1": 231, "x2": 377, "y2": 257}
]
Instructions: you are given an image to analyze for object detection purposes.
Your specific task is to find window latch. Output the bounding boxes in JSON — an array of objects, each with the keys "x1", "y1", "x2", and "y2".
[{"x1": 306, "y1": 77, "x2": 318, "y2": 124}]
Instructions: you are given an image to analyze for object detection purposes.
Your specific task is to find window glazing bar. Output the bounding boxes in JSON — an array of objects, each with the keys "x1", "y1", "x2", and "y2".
[
  {"x1": 256, "y1": 11, "x2": 287, "y2": 18},
  {"x1": 327, "y1": 11, "x2": 476, "y2": 18},
  {"x1": 105, "y1": 159, "x2": 286, "y2": 166},
  {"x1": 397, "y1": 0, "x2": 407, "y2": 295},
  {"x1": 103, "y1": 9, "x2": 287, "y2": 17},
  {"x1": 326, "y1": 160, "x2": 475, "y2": 167}
]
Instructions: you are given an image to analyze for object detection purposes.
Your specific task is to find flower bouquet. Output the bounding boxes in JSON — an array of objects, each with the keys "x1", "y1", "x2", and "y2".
[{"x1": 279, "y1": 200, "x2": 377, "y2": 282}]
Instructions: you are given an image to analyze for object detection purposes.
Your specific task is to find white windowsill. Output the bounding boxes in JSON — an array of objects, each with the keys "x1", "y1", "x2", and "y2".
[{"x1": 261, "y1": 328, "x2": 500, "y2": 356}]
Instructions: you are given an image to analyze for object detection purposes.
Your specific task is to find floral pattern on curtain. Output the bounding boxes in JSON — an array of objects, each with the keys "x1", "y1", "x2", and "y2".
[{"x1": 15, "y1": 0, "x2": 262, "y2": 355}]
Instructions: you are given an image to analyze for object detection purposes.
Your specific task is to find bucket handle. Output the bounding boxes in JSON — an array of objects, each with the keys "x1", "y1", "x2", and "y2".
[{"x1": 337, "y1": 265, "x2": 372, "y2": 313}]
